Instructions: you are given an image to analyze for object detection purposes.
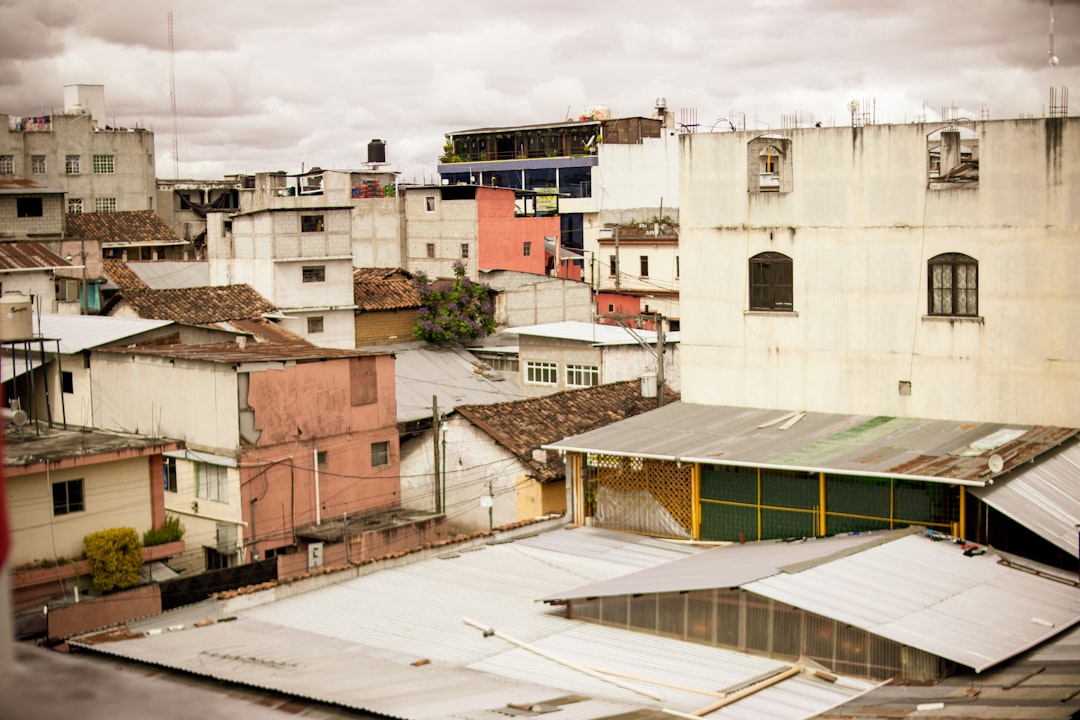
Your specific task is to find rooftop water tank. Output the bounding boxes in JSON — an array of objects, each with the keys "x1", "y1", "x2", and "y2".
[
  {"x1": 0, "y1": 292, "x2": 33, "y2": 341},
  {"x1": 368, "y1": 139, "x2": 387, "y2": 164}
]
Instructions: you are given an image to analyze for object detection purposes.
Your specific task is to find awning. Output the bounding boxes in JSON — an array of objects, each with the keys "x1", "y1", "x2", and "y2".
[{"x1": 163, "y1": 448, "x2": 237, "y2": 467}]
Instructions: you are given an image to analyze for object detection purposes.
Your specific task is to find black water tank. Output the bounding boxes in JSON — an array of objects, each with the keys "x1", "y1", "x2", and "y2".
[{"x1": 367, "y1": 139, "x2": 387, "y2": 164}]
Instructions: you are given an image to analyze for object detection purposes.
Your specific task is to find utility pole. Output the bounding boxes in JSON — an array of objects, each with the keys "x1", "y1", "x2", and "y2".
[
  {"x1": 432, "y1": 395, "x2": 441, "y2": 513},
  {"x1": 613, "y1": 225, "x2": 621, "y2": 293},
  {"x1": 655, "y1": 312, "x2": 665, "y2": 408}
]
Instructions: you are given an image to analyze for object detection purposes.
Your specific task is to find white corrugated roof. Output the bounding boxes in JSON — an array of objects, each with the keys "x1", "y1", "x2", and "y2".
[
  {"x1": 32, "y1": 313, "x2": 174, "y2": 353},
  {"x1": 394, "y1": 343, "x2": 521, "y2": 422},
  {"x1": 74, "y1": 527, "x2": 876, "y2": 719},
  {"x1": 509, "y1": 321, "x2": 657, "y2": 346},
  {"x1": 970, "y1": 440, "x2": 1080, "y2": 558},
  {"x1": 743, "y1": 532, "x2": 1080, "y2": 672}
]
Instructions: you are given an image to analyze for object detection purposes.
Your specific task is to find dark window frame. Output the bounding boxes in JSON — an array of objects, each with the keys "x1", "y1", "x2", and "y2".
[
  {"x1": 307, "y1": 316, "x2": 324, "y2": 334},
  {"x1": 53, "y1": 478, "x2": 85, "y2": 515},
  {"x1": 164, "y1": 457, "x2": 178, "y2": 493},
  {"x1": 749, "y1": 252, "x2": 794, "y2": 311},
  {"x1": 16, "y1": 197, "x2": 43, "y2": 218},
  {"x1": 302, "y1": 265, "x2": 326, "y2": 283},
  {"x1": 928, "y1": 253, "x2": 978, "y2": 317},
  {"x1": 300, "y1": 214, "x2": 325, "y2": 232},
  {"x1": 371, "y1": 441, "x2": 390, "y2": 468}
]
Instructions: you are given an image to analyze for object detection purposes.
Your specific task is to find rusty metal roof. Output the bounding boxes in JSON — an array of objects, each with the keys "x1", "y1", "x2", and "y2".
[
  {"x1": 96, "y1": 340, "x2": 388, "y2": 364},
  {"x1": 546, "y1": 402, "x2": 1078, "y2": 486},
  {"x1": 0, "y1": 241, "x2": 73, "y2": 271}
]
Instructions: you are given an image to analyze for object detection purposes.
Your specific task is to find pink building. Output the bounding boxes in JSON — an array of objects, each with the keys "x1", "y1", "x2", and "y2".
[{"x1": 477, "y1": 187, "x2": 559, "y2": 276}]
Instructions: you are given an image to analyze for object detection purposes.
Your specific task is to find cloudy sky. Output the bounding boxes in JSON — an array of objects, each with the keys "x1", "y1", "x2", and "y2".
[{"x1": 1, "y1": 0, "x2": 1077, "y2": 183}]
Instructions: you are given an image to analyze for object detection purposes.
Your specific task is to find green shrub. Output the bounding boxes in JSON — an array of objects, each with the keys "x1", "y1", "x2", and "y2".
[
  {"x1": 84, "y1": 527, "x2": 142, "y2": 592},
  {"x1": 142, "y1": 515, "x2": 185, "y2": 547}
]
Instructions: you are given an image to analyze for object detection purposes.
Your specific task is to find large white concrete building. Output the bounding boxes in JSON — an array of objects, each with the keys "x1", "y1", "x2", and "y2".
[{"x1": 678, "y1": 117, "x2": 1080, "y2": 427}]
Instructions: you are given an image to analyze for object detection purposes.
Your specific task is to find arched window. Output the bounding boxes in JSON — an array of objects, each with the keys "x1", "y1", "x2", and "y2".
[
  {"x1": 749, "y1": 252, "x2": 793, "y2": 311},
  {"x1": 928, "y1": 253, "x2": 978, "y2": 316}
]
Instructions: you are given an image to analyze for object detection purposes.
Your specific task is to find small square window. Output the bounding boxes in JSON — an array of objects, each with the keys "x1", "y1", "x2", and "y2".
[
  {"x1": 317, "y1": 450, "x2": 328, "y2": 468},
  {"x1": 94, "y1": 197, "x2": 117, "y2": 213},
  {"x1": 301, "y1": 215, "x2": 324, "y2": 232},
  {"x1": 0, "y1": 155, "x2": 14, "y2": 175},
  {"x1": 302, "y1": 265, "x2": 326, "y2": 283},
  {"x1": 53, "y1": 479, "x2": 85, "y2": 515},
  {"x1": 460, "y1": 243, "x2": 469, "y2": 259},
  {"x1": 17, "y1": 197, "x2": 43, "y2": 218},
  {"x1": 371, "y1": 441, "x2": 390, "y2": 467},
  {"x1": 426, "y1": 243, "x2": 435, "y2": 258},
  {"x1": 66, "y1": 155, "x2": 80, "y2": 174},
  {"x1": 61, "y1": 371, "x2": 74, "y2": 394},
  {"x1": 68, "y1": 198, "x2": 83, "y2": 214},
  {"x1": 31, "y1": 155, "x2": 46, "y2": 174},
  {"x1": 92, "y1": 154, "x2": 115, "y2": 174},
  {"x1": 307, "y1": 316, "x2": 324, "y2": 334},
  {"x1": 523, "y1": 241, "x2": 531, "y2": 257},
  {"x1": 425, "y1": 196, "x2": 435, "y2": 212}
]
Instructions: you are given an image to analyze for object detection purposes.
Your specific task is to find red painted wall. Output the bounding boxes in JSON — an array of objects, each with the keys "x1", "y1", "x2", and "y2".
[
  {"x1": 596, "y1": 292, "x2": 643, "y2": 321},
  {"x1": 240, "y1": 354, "x2": 400, "y2": 559},
  {"x1": 476, "y1": 187, "x2": 558, "y2": 275}
]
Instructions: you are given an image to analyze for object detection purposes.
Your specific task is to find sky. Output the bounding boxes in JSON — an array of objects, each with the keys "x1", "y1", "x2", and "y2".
[{"x1": 1, "y1": 0, "x2": 1077, "y2": 183}]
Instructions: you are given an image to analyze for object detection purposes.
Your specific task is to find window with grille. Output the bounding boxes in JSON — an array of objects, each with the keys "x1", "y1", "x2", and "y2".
[
  {"x1": 523, "y1": 241, "x2": 531, "y2": 256},
  {"x1": 526, "y1": 361, "x2": 558, "y2": 385},
  {"x1": 68, "y1": 198, "x2": 83, "y2": 214},
  {"x1": 300, "y1": 214, "x2": 324, "y2": 232},
  {"x1": 371, "y1": 441, "x2": 389, "y2": 467},
  {"x1": 92, "y1": 154, "x2": 114, "y2": 173},
  {"x1": 749, "y1": 252, "x2": 793, "y2": 311},
  {"x1": 196, "y1": 463, "x2": 228, "y2": 502},
  {"x1": 0, "y1": 155, "x2": 13, "y2": 175},
  {"x1": 928, "y1": 253, "x2": 978, "y2": 316},
  {"x1": 53, "y1": 479, "x2": 85, "y2": 515},
  {"x1": 460, "y1": 243, "x2": 469, "y2": 259},
  {"x1": 302, "y1": 265, "x2": 326, "y2": 283},
  {"x1": 94, "y1": 197, "x2": 117, "y2": 213},
  {"x1": 66, "y1": 155, "x2": 80, "y2": 174},
  {"x1": 31, "y1": 155, "x2": 46, "y2": 174},
  {"x1": 307, "y1": 316, "x2": 324, "y2": 333},
  {"x1": 566, "y1": 364, "x2": 599, "y2": 387},
  {"x1": 426, "y1": 243, "x2": 435, "y2": 258}
]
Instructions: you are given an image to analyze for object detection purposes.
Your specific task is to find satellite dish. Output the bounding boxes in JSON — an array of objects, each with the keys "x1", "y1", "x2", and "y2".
[{"x1": 988, "y1": 454, "x2": 1004, "y2": 473}]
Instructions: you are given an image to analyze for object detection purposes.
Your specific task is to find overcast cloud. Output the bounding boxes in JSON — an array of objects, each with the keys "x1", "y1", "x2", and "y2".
[{"x1": 1, "y1": 0, "x2": 1077, "y2": 182}]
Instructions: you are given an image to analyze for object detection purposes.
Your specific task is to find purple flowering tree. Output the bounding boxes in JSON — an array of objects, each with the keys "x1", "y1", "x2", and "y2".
[{"x1": 413, "y1": 261, "x2": 497, "y2": 343}]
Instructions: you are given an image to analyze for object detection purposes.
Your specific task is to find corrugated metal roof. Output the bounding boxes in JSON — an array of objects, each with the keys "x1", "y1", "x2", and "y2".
[
  {"x1": 509, "y1": 321, "x2": 657, "y2": 346},
  {"x1": 394, "y1": 343, "x2": 521, "y2": 422},
  {"x1": 540, "y1": 530, "x2": 899, "y2": 602},
  {"x1": 73, "y1": 528, "x2": 875, "y2": 719},
  {"x1": 0, "y1": 241, "x2": 72, "y2": 270},
  {"x1": 546, "y1": 401, "x2": 1077, "y2": 486},
  {"x1": 31, "y1": 313, "x2": 174, "y2": 353},
  {"x1": 970, "y1": 439, "x2": 1080, "y2": 558},
  {"x1": 127, "y1": 261, "x2": 211, "y2": 289},
  {"x1": 744, "y1": 533, "x2": 1080, "y2": 673}
]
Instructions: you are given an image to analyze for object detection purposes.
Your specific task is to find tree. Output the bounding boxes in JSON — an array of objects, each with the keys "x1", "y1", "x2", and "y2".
[{"x1": 413, "y1": 261, "x2": 496, "y2": 343}]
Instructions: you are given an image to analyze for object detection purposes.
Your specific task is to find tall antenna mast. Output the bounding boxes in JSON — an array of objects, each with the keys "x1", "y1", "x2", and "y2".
[{"x1": 168, "y1": 11, "x2": 179, "y2": 178}]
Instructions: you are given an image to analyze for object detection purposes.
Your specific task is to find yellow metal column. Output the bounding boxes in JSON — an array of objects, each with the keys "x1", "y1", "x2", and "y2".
[
  {"x1": 572, "y1": 454, "x2": 584, "y2": 526},
  {"x1": 819, "y1": 472, "x2": 827, "y2": 537},
  {"x1": 756, "y1": 467, "x2": 762, "y2": 541},
  {"x1": 958, "y1": 485, "x2": 966, "y2": 539},
  {"x1": 691, "y1": 463, "x2": 701, "y2": 540}
]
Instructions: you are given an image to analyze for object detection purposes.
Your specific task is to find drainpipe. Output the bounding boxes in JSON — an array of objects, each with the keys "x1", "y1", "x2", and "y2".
[{"x1": 313, "y1": 441, "x2": 321, "y2": 525}]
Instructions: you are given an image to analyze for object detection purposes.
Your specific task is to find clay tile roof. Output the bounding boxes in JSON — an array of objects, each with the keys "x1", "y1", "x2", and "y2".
[
  {"x1": 116, "y1": 285, "x2": 276, "y2": 324},
  {"x1": 66, "y1": 210, "x2": 183, "y2": 246},
  {"x1": 456, "y1": 380, "x2": 677, "y2": 482},
  {"x1": 102, "y1": 258, "x2": 149, "y2": 290},
  {"x1": 353, "y1": 267, "x2": 422, "y2": 311},
  {"x1": 0, "y1": 241, "x2": 72, "y2": 270}
]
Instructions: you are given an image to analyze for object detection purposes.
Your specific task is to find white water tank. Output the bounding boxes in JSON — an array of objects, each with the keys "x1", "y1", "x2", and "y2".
[{"x1": 0, "y1": 292, "x2": 33, "y2": 340}]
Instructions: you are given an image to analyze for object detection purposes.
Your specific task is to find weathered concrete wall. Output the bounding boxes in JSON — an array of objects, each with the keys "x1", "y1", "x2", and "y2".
[
  {"x1": 47, "y1": 584, "x2": 161, "y2": 640},
  {"x1": 679, "y1": 118, "x2": 1080, "y2": 425}
]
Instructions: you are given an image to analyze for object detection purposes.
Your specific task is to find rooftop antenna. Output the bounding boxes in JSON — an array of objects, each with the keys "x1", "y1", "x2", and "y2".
[{"x1": 168, "y1": 11, "x2": 179, "y2": 178}]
